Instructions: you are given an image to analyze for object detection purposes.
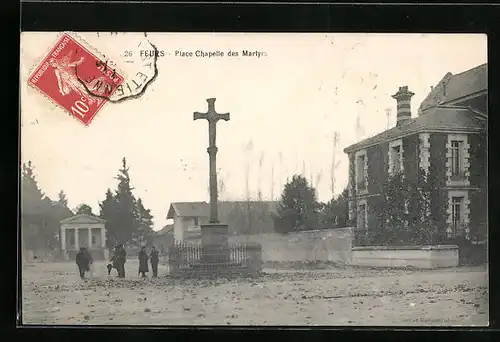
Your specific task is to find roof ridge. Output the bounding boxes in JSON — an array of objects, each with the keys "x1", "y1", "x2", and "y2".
[
  {"x1": 466, "y1": 106, "x2": 488, "y2": 120},
  {"x1": 452, "y1": 63, "x2": 487, "y2": 77},
  {"x1": 436, "y1": 104, "x2": 470, "y2": 110}
]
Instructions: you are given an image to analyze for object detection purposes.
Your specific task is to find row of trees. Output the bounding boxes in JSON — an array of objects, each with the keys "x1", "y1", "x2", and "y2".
[
  {"x1": 274, "y1": 174, "x2": 349, "y2": 234},
  {"x1": 21, "y1": 161, "x2": 74, "y2": 250},
  {"x1": 21, "y1": 158, "x2": 155, "y2": 251}
]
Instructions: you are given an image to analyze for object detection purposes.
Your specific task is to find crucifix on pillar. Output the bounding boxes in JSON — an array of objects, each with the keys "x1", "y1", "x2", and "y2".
[{"x1": 194, "y1": 98, "x2": 230, "y2": 224}]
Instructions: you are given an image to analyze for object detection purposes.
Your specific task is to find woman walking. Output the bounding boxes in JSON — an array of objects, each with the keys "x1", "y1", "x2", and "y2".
[{"x1": 138, "y1": 246, "x2": 149, "y2": 278}]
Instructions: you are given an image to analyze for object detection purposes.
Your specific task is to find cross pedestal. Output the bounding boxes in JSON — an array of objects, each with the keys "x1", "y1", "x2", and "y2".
[
  {"x1": 194, "y1": 98, "x2": 231, "y2": 266},
  {"x1": 201, "y1": 223, "x2": 229, "y2": 263}
]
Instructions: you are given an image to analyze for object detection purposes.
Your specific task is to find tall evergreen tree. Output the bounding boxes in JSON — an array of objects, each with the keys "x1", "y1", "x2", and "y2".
[
  {"x1": 132, "y1": 198, "x2": 154, "y2": 246},
  {"x1": 114, "y1": 158, "x2": 137, "y2": 246},
  {"x1": 99, "y1": 158, "x2": 155, "y2": 248},
  {"x1": 22, "y1": 161, "x2": 45, "y2": 211},
  {"x1": 57, "y1": 190, "x2": 68, "y2": 207},
  {"x1": 21, "y1": 161, "x2": 46, "y2": 249},
  {"x1": 99, "y1": 188, "x2": 119, "y2": 248},
  {"x1": 275, "y1": 174, "x2": 320, "y2": 233}
]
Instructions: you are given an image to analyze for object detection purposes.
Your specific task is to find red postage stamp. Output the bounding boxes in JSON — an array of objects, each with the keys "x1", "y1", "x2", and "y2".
[{"x1": 28, "y1": 33, "x2": 125, "y2": 126}]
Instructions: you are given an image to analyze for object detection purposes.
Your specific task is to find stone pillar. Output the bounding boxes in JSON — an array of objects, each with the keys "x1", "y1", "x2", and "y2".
[
  {"x1": 74, "y1": 228, "x2": 79, "y2": 250},
  {"x1": 88, "y1": 227, "x2": 93, "y2": 249},
  {"x1": 201, "y1": 223, "x2": 229, "y2": 263},
  {"x1": 61, "y1": 226, "x2": 66, "y2": 251},
  {"x1": 101, "y1": 226, "x2": 106, "y2": 248}
]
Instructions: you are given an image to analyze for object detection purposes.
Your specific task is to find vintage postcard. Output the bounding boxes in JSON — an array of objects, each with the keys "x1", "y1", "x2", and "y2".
[{"x1": 20, "y1": 32, "x2": 488, "y2": 326}]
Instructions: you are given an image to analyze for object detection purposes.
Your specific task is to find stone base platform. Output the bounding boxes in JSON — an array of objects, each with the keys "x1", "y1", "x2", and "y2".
[{"x1": 351, "y1": 245, "x2": 459, "y2": 269}]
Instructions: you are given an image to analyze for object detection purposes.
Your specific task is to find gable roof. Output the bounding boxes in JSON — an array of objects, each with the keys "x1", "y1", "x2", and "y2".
[
  {"x1": 167, "y1": 201, "x2": 279, "y2": 235},
  {"x1": 167, "y1": 201, "x2": 279, "y2": 219},
  {"x1": 60, "y1": 214, "x2": 106, "y2": 225},
  {"x1": 419, "y1": 63, "x2": 487, "y2": 113},
  {"x1": 167, "y1": 202, "x2": 207, "y2": 218},
  {"x1": 344, "y1": 105, "x2": 486, "y2": 153},
  {"x1": 156, "y1": 224, "x2": 174, "y2": 235}
]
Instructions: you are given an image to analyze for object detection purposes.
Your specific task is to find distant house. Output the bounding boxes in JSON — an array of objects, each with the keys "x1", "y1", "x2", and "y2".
[
  {"x1": 166, "y1": 201, "x2": 279, "y2": 242},
  {"x1": 343, "y1": 63, "x2": 487, "y2": 245},
  {"x1": 152, "y1": 224, "x2": 174, "y2": 252}
]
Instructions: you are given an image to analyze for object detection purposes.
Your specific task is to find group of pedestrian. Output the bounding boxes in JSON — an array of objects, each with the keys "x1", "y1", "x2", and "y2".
[
  {"x1": 76, "y1": 244, "x2": 160, "y2": 279},
  {"x1": 138, "y1": 246, "x2": 159, "y2": 278},
  {"x1": 108, "y1": 244, "x2": 127, "y2": 278}
]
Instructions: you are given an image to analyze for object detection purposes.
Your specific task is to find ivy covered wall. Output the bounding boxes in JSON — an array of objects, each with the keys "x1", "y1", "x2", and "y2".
[
  {"x1": 349, "y1": 127, "x2": 486, "y2": 249},
  {"x1": 347, "y1": 153, "x2": 356, "y2": 226},
  {"x1": 366, "y1": 143, "x2": 388, "y2": 195},
  {"x1": 428, "y1": 133, "x2": 448, "y2": 241},
  {"x1": 468, "y1": 131, "x2": 487, "y2": 242},
  {"x1": 403, "y1": 134, "x2": 420, "y2": 184},
  {"x1": 469, "y1": 132, "x2": 487, "y2": 189},
  {"x1": 367, "y1": 194, "x2": 385, "y2": 236}
]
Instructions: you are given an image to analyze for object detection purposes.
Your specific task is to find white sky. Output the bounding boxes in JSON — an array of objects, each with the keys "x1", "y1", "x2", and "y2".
[{"x1": 20, "y1": 33, "x2": 487, "y2": 230}]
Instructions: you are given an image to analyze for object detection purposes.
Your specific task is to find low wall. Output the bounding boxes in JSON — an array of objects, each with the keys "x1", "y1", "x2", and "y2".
[
  {"x1": 228, "y1": 228, "x2": 354, "y2": 265},
  {"x1": 351, "y1": 245, "x2": 459, "y2": 269},
  {"x1": 23, "y1": 249, "x2": 58, "y2": 262}
]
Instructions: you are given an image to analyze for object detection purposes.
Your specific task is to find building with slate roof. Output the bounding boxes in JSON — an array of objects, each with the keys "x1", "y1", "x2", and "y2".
[
  {"x1": 343, "y1": 63, "x2": 487, "y2": 245},
  {"x1": 166, "y1": 201, "x2": 279, "y2": 242}
]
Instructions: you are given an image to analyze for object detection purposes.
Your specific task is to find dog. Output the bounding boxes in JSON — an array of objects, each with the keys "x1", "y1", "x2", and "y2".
[{"x1": 106, "y1": 263, "x2": 114, "y2": 275}]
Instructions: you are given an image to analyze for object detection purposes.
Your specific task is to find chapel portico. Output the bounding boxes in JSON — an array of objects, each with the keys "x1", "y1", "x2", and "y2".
[{"x1": 60, "y1": 214, "x2": 109, "y2": 260}]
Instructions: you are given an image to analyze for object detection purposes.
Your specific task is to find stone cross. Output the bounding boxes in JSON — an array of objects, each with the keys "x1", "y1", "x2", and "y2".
[{"x1": 194, "y1": 98, "x2": 230, "y2": 223}]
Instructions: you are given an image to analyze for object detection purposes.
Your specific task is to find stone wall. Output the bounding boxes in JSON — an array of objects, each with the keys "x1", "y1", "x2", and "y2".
[
  {"x1": 351, "y1": 245, "x2": 459, "y2": 269},
  {"x1": 228, "y1": 228, "x2": 354, "y2": 265}
]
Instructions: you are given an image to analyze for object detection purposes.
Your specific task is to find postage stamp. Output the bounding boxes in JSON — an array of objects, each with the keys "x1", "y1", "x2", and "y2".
[{"x1": 28, "y1": 33, "x2": 125, "y2": 126}]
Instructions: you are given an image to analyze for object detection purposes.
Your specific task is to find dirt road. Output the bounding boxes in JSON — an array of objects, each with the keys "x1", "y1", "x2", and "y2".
[{"x1": 20, "y1": 260, "x2": 488, "y2": 326}]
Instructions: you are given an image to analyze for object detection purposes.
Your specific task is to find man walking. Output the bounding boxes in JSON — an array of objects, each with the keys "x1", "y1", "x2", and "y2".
[
  {"x1": 116, "y1": 244, "x2": 127, "y2": 278},
  {"x1": 76, "y1": 247, "x2": 90, "y2": 279},
  {"x1": 150, "y1": 246, "x2": 159, "y2": 278}
]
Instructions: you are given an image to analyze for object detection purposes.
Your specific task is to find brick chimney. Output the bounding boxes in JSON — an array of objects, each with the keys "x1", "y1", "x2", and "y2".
[{"x1": 391, "y1": 86, "x2": 414, "y2": 126}]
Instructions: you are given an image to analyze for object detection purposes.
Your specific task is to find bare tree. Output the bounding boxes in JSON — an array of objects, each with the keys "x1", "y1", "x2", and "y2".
[
  {"x1": 243, "y1": 139, "x2": 254, "y2": 199},
  {"x1": 278, "y1": 151, "x2": 283, "y2": 198},
  {"x1": 217, "y1": 168, "x2": 228, "y2": 200},
  {"x1": 330, "y1": 131, "x2": 341, "y2": 199},
  {"x1": 257, "y1": 151, "x2": 265, "y2": 201},
  {"x1": 355, "y1": 114, "x2": 365, "y2": 141},
  {"x1": 315, "y1": 171, "x2": 322, "y2": 199},
  {"x1": 244, "y1": 139, "x2": 254, "y2": 233},
  {"x1": 385, "y1": 107, "x2": 392, "y2": 131},
  {"x1": 270, "y1": 163, "x2": 275, "y2": 201}
]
